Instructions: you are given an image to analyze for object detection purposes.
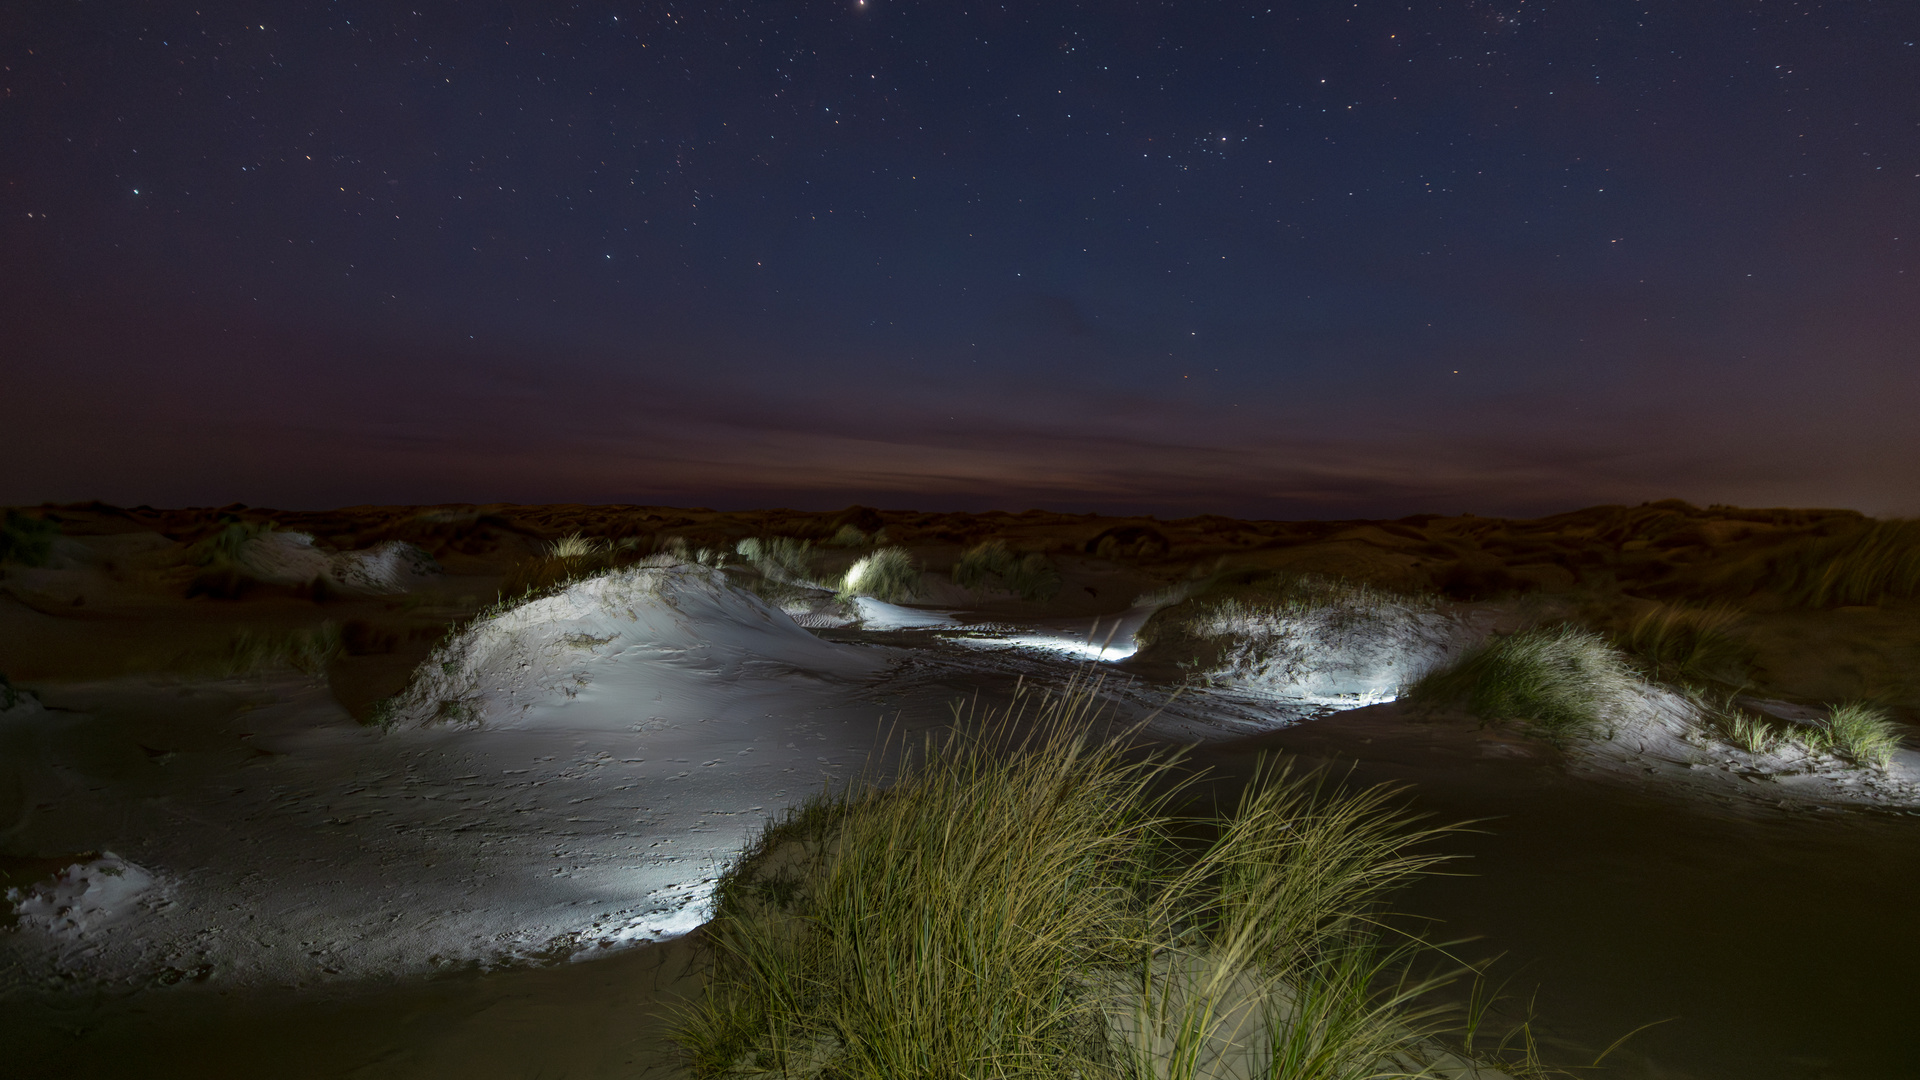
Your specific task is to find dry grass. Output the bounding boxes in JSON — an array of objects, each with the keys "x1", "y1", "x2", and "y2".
[
  {"x1": 676, "y1": 679, "x2": 1469, "y2": 1080},
  {"x1": 1619, "y1": 603, "x2": 1749, "y2": 683},
  {"x1": 204, "y1": 622, "x2": 344, "y2": 678},
  {"x1": 1760, "y1": 519, "x2": 1920, "y2": 607},
  {"x1": 735, "y1": 536, "x2": 817, "y2": 584},
  {"x1": 837, "y1": 547, "x2": 922, "y2": 603},
  {"x1": 953, "y1": 539, "x2": 1062, "y2": 602},
  {"x1": 187, "y1": 519, "x2": 276, "y2": 567},
  {"x1": 499, "y1": 533, "x2": 640, "y2": 600}
]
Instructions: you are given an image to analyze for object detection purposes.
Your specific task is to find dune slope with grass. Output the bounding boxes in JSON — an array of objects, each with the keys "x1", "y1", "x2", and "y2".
[
  {"x1": 678, "y1": 680, "x2": 1519, "y2": 1080},
  {"x1": 1133, "y1": 574, "x2": 1475, "y2": 708},
  {"x1": 384, "y1": 557, "x2": 887, "y2": 730}
]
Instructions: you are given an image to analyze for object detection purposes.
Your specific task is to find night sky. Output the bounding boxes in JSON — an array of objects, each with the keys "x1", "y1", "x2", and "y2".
[{"x1": 4, "y1": 2, "x2": 1917, "y2": 517}]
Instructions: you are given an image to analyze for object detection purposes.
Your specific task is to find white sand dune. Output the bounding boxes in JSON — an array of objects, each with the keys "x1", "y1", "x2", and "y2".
[
  {"x1": 386, "y1": 559, "x2": 887, "y2": 730},
  {"x1": 238, "y1": 531, "x2": 441, "y2": 594},
  {"x1": 1, "y1": 562, "x2": 907, "y2": 991}
]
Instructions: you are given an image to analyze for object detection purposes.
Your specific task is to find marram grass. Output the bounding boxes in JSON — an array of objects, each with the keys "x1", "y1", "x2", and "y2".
[
  {"x1": 673, "y1": 678, "x2": 1516, "y2": 1080},
  {"x1": 953, "y1": 539, "x2": 1063, "y2": 602},
  {"x1": 735, "y1": 536, "x2": 818, "y2": 584},
  {"x1": 1763, "y1": 518, "x2": 1920, "y2": 607},
  {"x1": 837, "y1": 546, "x2": 922, "y2": 603},
  {"x1": 1822, "y1": 702, "x2": 1904, "y2": 769},
  {"x1": 1619, "y1": 603, "x2": 1748, "y2": 683},
  {"x1": 208, "y1": 622, "x2": 343, "y2": 678},
  {"x1": 1410, "y1": 625, "x2": 1636, "y2": 742}
]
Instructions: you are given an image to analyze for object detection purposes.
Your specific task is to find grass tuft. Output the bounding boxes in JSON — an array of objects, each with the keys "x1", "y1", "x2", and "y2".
[
  {"x1": 828, "y1": 524, "x2": 873, "y2": 547},
  {"x1": 1763, "y1": 518, "x2": 1920, "y2": 607},
  {"x1": 1620, "y1": 602, "x2": 1748, "y2": 683},
  {"x1": 0, "y1": 511, "x2": 59, "y2": 567},
  {"x1": 1823, "y1": 702, "x2": 1904, "y2": 769},
  {"x1": 1719, "y1": 711, "x2": 1783, "y2": 756},
  {"x1": 499, "y1": 534, "x2": 639, "y2": 600},
  {"x1": 1410, "y1": 625, "x2": 1636, "y2": 742},
  {"x1": 546, "y1": 532, "x2": 606, "y2": 560},
  {"x1": 676, "y1": 678, "x2": 1465, "y2": 1080},
  {"x1": 207, "y1": 622, "x2": 343, "y2": 678},
  {"x1": 837, "y1": 546, "x2": 922, "y2": 603},
  {"x1": 735, "y1": 536, "x2": 817, "y2": 584},
  {"x1": 1679, "y1": 685, "x2": 1785, "y2": 756},
  {"x1": 187, "y1": 519, "x2": 275, "y2": 567},
  {"x1": 953, "y1": 539, "x2": 1062, "y2": 602}
]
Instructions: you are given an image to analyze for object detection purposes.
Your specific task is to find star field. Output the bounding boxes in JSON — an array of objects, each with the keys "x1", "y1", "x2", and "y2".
[{"x1": 3, "y1": 2, "x2": 1917, "y2": 514}]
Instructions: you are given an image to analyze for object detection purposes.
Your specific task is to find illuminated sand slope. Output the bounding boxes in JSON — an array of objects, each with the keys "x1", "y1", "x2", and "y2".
[
  {"x1": 1172, "y1": 601, "x2": 1473, "y2": 708},
  {"x1": 5, "y1": 541, "x2": 1917, "y2": 1005},
  {"x1": 1575, "y1": 686, "x2": 1920, "y2": 808},
  {"x1": 0, "y1": 564, "x2": 914, "y2": 991},
  {"x1": 384, "y1": 559, "x2": 886, "y2": 729}
]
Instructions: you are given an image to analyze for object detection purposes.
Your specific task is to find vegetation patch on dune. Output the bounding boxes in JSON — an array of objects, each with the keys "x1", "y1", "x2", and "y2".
[
  {"x1": 1410, "y1": 626, "x2": 1637, "y2": 742},
  {"x1": 952, "y1": 539, "x2": 1062, "y2": 602},
  {"x1": 1136, "y1": 572, "x2": 1461, "y2": 705},
  {"x1": 1812, "y1": 702, "x2": 1905, "y2": 768},
  {"x1": 1617, "y1": 602, "x2": 1749, "y2": 684},
  {"x1": 200, "y1": 622, "x2": 344, "y2": 679},
  {"x1": 676, "y1": 680, "x2": 1555, "y2": 1080},
  {"x1": 735, "y1": 536, "x2": 818, "y2": 585},
  {"x1": 0, "y1": 511, "x2": 59, "y2": 568},
  {"x1": 1758, "y1": 519, "x2": 1920, "y2": 607},
  {"x1": 499, "y1": 533, "x2": 641, "y2": 600},
  {"x1": 837, "y1": 546, "x2": 922, "y2": 603}
]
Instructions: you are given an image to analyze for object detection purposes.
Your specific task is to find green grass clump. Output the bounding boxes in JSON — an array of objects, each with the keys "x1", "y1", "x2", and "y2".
[
  {"x1": 1679, "y1": 685, "x2": 1786, "y2": 756},
  {"x1": 188, "y1": 519, "x2": 275, "y2": 567},
  {"x1": 676, "y1": 679, "x2": 1462, "y2": 1080},
  {"x1": 1410, "y1": 625, "x2": 1636, "y2": 742},
  {"x1": 828, "y1": 524, "x2": 873, "y2": 547},
  {"x1": 210, "y1": 622, "x2": 343, "y2": 678},
  {"x1": 838, "y1": 546, "x2": 922, "y2": 603},
  {"x1": 953, "y1": 539, "x2": 1062, "y2": 602},
  {"x1": 1620, "y1": 603, "x2": 1748, "y2": 683},
  {"x1": 0, "y1": 511, "x2": 58, "y2": 567},
  {"x1": 1822, "y1": 703, "x2": 1904, "y2": 768},
  {"x1": 1718, "y1": 711, "x2": 1783, "y2": 756},
  {"x1": 499, "y1": 534, "x2": 635, "y2": 600},
  {"x1": 546, "y1": 532, "x2": 605, "y2": 560},
  {"x1": 1764, "y1": 518, "x2": 1920, "y2": 607},
  {"x1": 735, "y1": 536, "x2": 817, "y2": 583}
]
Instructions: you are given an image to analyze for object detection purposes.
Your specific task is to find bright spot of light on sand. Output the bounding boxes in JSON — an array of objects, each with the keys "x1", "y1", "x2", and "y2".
[{"x1": 947, "y1": 632, "x2": 1138, "y2": 663}]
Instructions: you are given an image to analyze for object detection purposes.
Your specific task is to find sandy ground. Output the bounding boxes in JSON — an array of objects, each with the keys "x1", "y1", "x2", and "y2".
[{"x1": 4, "y1": 501, "x2": 1919, "y2": 1078}]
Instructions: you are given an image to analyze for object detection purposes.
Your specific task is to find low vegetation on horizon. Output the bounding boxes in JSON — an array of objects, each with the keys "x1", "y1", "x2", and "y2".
[{"x1": 953, "y1": 538, "x2": 1062, "y2": 602}]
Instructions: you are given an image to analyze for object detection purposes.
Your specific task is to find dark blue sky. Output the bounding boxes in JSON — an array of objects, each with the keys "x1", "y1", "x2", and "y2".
[{"x1": 5, "y1": 1, "x2": 1917, "y2": 516}]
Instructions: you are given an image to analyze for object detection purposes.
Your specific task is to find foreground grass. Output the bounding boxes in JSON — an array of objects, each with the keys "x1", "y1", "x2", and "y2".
[
  {"x1": 1410, "y1": 626, "x2": 1636, "y2": 742},
  {"x1": 674, "y1": 679, "x2": 1536, "y2": 1080}
]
